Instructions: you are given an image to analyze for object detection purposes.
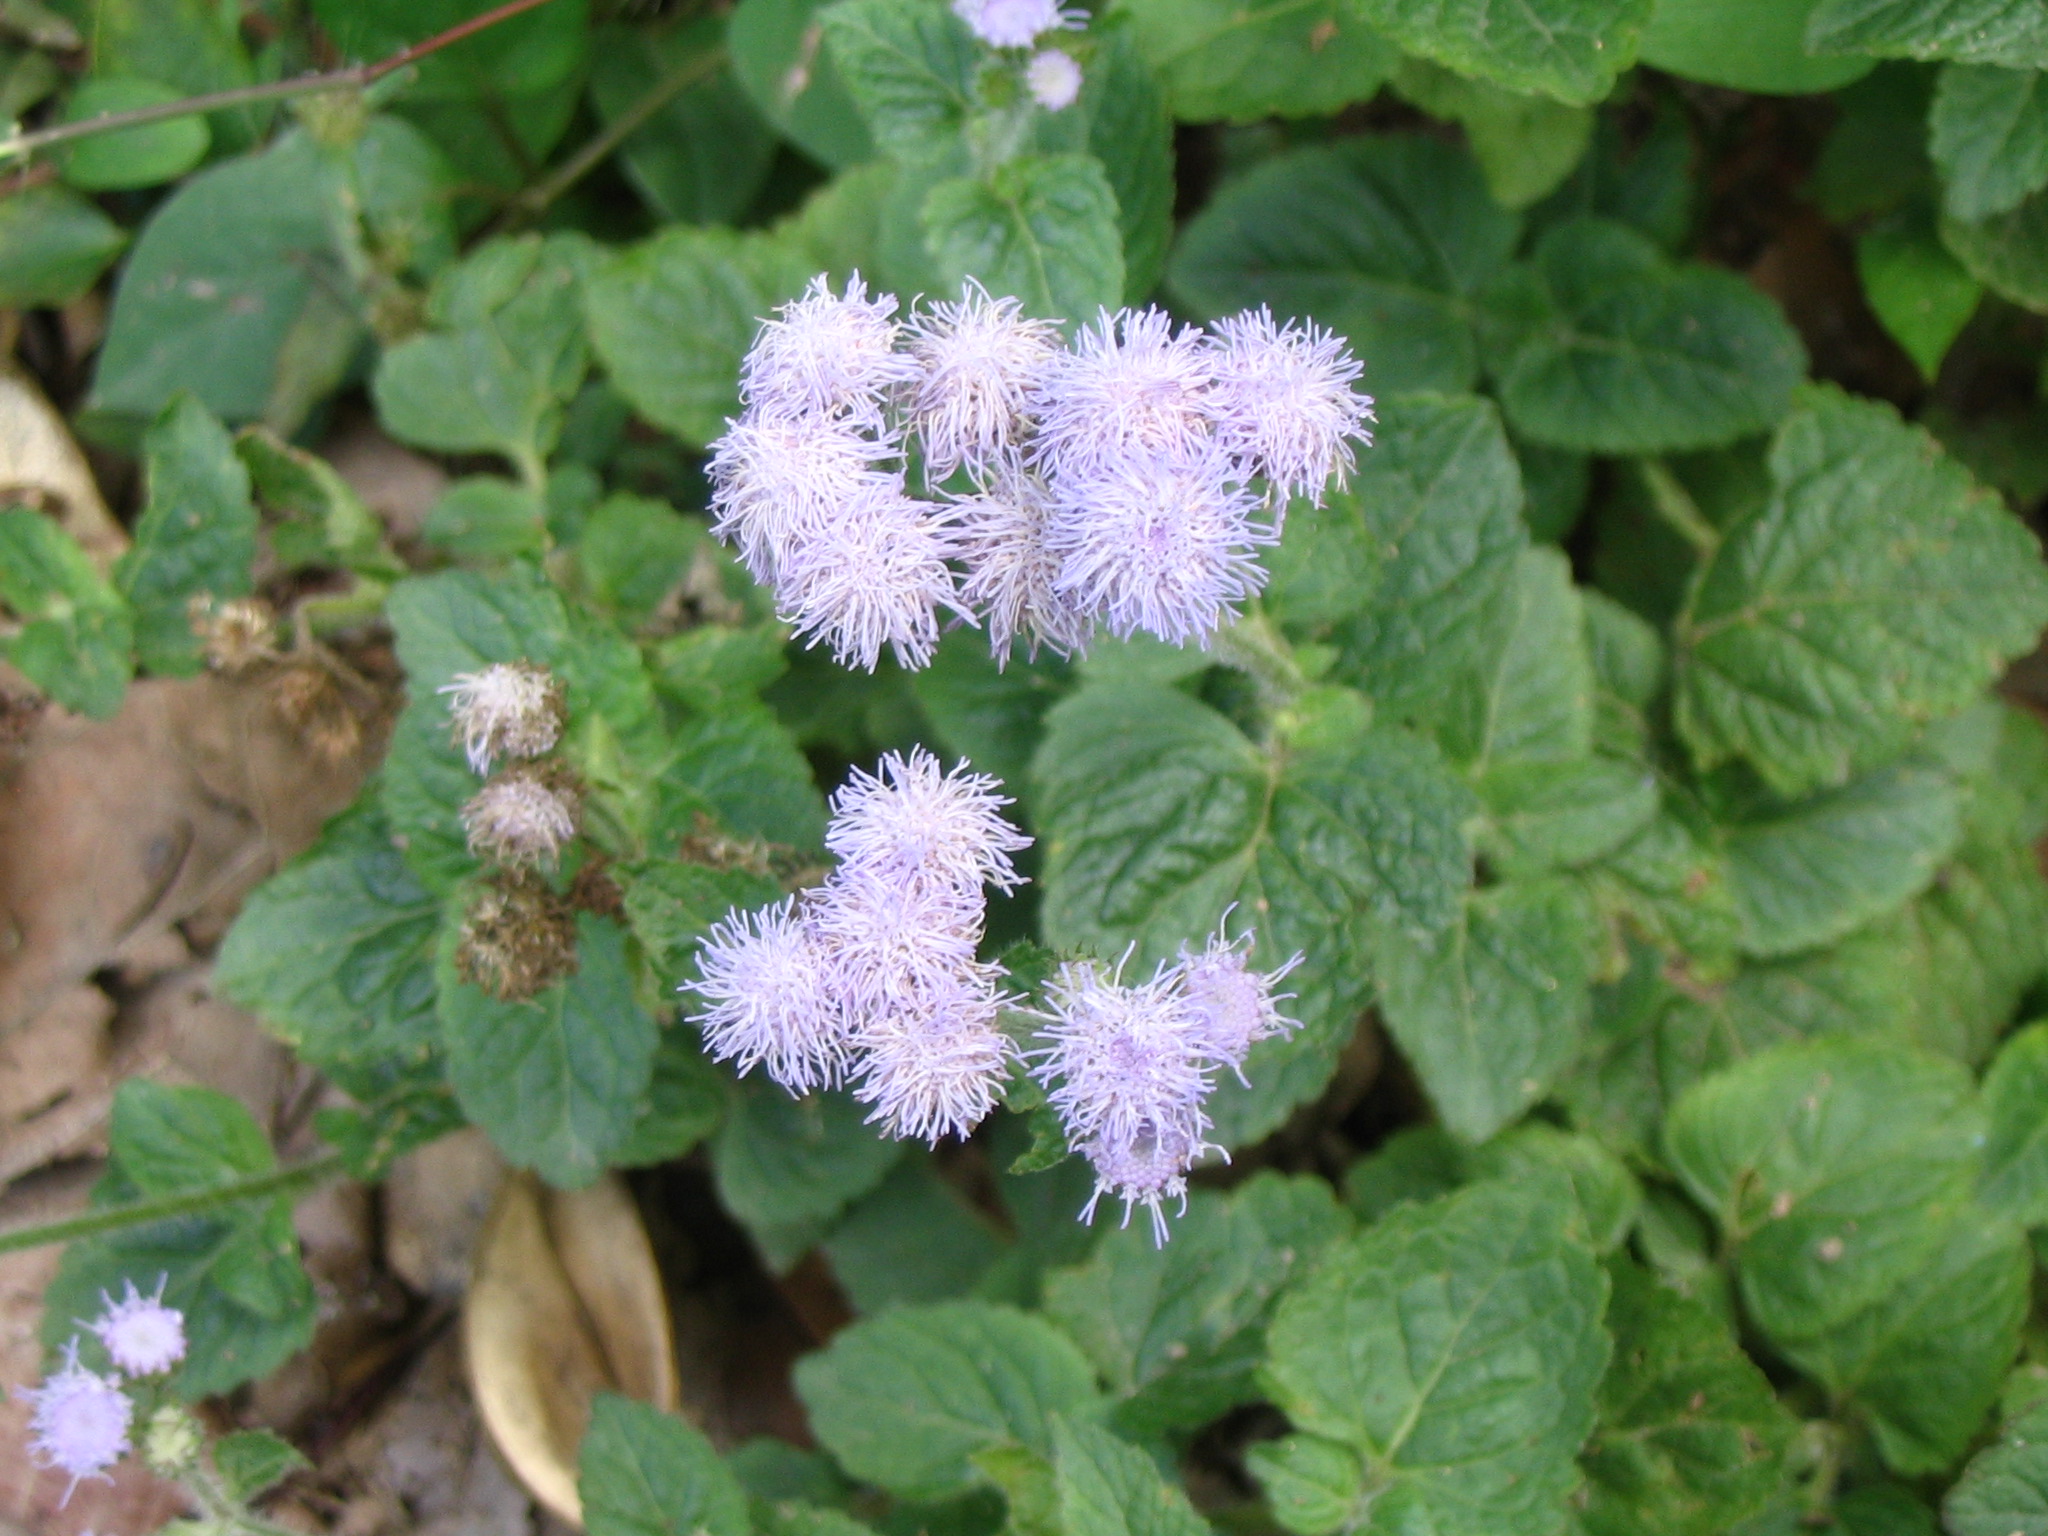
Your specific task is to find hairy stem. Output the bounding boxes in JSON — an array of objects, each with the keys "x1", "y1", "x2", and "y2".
[{"x1": 0, "y1": 1152, "x2": 345, "y2": 1254}]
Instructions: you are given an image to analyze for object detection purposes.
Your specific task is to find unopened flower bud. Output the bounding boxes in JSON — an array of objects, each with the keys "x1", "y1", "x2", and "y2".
[
  {"x1": 439, "y1": 662, "x2": 564, "y2": 775},
  {"x1": 142, "y1": 1404, "x2": 203, "y2": 1475},
  {"x1": 191, "y1": 596, "x2": 278, "y2": 675}
]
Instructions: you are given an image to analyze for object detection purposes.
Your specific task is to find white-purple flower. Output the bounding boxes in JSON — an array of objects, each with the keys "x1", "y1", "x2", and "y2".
[
  {"x1": 1078, "y1": 1117, "x2": 1208, "y2": 1246},
  {"x1": 810, "y1": 870, "x2": 989, "y2": 1015},
  {"x1": 1206, "y1": 307, "x2": 1374, "y2": 507},
  {"x1": 955, "y1": 470, "x2": 1094, "y2": 664},
  {"x1": 1173, "y1": 922, "x2": 1300, "y2": 1080},
  {"x1": 778, "y1": 486, "x2": 964, "y2": 672},
  {"x1": 826, "y1": 746, "x2": 1032, "y2": 894},
  {"x1": 1025, "y1": 48, "x2": 1083, "y2": 110},
  {"x1": 706, "y1": 409, "x2": 901, "y2": 586},
  {"x1": 684, "y1": 897, "x2": 848, "y2": 1095},
  {"x1": 741, "y1": 272, "x2": 916, "y2": 425},
  {"x1": 89, "y1": 1279, "x2": 186, "y2": 1378},
  {"x1": 440, "y1": 662, "x2": 564, "y2": 775},
  {"x1": 953, "y1": 0, "x2": 1080, "y2": 48},
  {"x1": 903, "y1": 281, "x2": 1061, "y2": 481},
  {"x1": 22, "y1": 1342, "x2": 132, "y2": 1503},
  {"x1": 851, "y1": 974, "x2": 1015, "y2": 1143},
  {"x1": 1045, "y1": 443, "x2": 1275, "y2": 645},
  {"x1": 1030, "y1": 307, "x2": 1218, "y2": 482}
]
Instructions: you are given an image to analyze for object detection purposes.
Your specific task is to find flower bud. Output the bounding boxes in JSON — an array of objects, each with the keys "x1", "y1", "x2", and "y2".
[{"x1": 143, "y1": 1404, "x2": 204, "y2": 1476}]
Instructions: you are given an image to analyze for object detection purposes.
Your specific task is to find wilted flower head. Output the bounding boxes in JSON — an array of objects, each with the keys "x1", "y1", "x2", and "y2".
[
  {"x1": 1025, "y1": 48, "x2": 1083, "y2": 110},
  {"x1": 742, "y1": 272, "x2": 915, "y2": 425},
  {"x1": 460, "y1": 767, "x2": 579, "y2": 868},
  {"x1": 826, "y1": 746, "x2": 1031, "y2": 893},
  {"x1": 851, "y1": 974, "x2": 1015, "y2": 1142},
  {"x1": 90, "y1": 1279, "x2": 185, "y2": 1378},
  {"x1": 707, "y1": 409, "x2": 902, "y2": 586},
  {"x1": 456, "y1": 872, "x2": 579, "y2": 1000},
  {"x1": 1173, "y1": 921, "x2": 1300, "y2": 1079},
  {"x1": 684, "y1": 896, "x2": 848, "y2": 1095},
  {"x1": 953, "y1": 0, "x2": 1079, "y2": 48},
  {"x1": 23, "y1": 1342, "x2": 132, "y2": 1503},
  {"x1": 1207, "y1": 308, "x2": 1373, "y2": 506},
  {"x1": 1046, "y1": 445, "x2": 1274, "y2": 645},
  {"x1": 1031, "y1": 307, "x2": 1217, "y2": 481},
  {"x1": 778, "y1": 487, "x2": 964, "y2": 671},
  {"x1": 441, "y1": 662, "x2": 565, "y2": 775},
  {"x1": 955, "y1": 471, "x2": 1094, "y2": 664},
  {"x1": 903, "y1": 282, "x2": 1061, "y2": 480}
]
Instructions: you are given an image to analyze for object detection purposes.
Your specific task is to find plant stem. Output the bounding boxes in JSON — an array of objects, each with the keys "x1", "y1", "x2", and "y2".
[
  {"x1": 1214, "y1": 606, "x2": 1307, "y2": 712},
  {"x1": 0, "y1": 0, "x2": 563, "y2": 165},
  {"x1": 495, "y1": 45, "x2": 730, "y2": 229},
  {"x1": 0, "y1": 1152, "x2": 345, "y2": 1254},
  {"x1": 1637, "y1": 456, "x2": 1719, "y2": 555}
]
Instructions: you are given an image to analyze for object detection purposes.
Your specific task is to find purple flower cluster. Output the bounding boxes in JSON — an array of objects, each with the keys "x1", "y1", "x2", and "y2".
[
  {"x1": 684, "y1": 748, "x2": 1029, "y2": 1142},
  {"x1": 953, "y1": 0, "x2": 1080, "y2": 49},
  {"x1": 708, "y1": 278, "x2": 1372, "y2": 672},
  {"x1": 24, "y1": 1279, "x2": 185, "y2": 1502},
  {"x1": 1031, "y1": 922, "x2": 1299, "y2": 1243}
]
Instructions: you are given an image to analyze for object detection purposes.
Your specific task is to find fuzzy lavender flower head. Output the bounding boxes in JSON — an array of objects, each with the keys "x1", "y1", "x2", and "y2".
[
  {"x1": 810, "y1": 869, "x2": 989, "y2": 1015},
  {"x1": 741, "y1": 272, "x2": 915, "y2": 424},
  {"x1": 683, "y1": 897, "x2": 847, "y2": 1095},
  {"x1": 90, "y1": 1279, "x2": 185, "y2": 1378},
  {"x1": 23, "y1": 1343, "x2": 132, "y2": 1502},
  {"x1": 440, "y1": 662, "x2": 563, "y2": 775},
  {"x1": 1174, "y1": 923, "x2": 1300, "y2": 1080},
  {"x1": 826, "y1": 746, "x2": 1032, "y2": 894},
  {"x1": 707, "y1": 409, "x2": 902, "y2": 586},
  {"x1": 778, "y1": 487, "x2": 963, "y2": 671},
  {"x1": 1031, "y1": 958, "x2": 1213, "y2": 1147},
  {"x1": 904, "y1": 282, "x2": 1061, "y2": 480},
  {"x1": 955, "y1": 471, "x2": 1094, "y2": 665},
  {"x1": 953, "y1": 0, "x2": 1079, "y2": 48},
  {"x1": 1025, "y1": 48, "x2": 1083, "y2": 110},
  {"x1": 460, "y1": 768, "x2": 579, "y2": 869},
  {"x1": 1079, "y1": 1117, "x2": 1210, "y2": 1245},
  {"x1": 1045, "y1": 445, "x2": 1275, "y2": 646},
  {"x1": 1207, "y1": 308, "x2": 1374, "y2": 507},
  {"x1": 1030, "y1": 307, "x2": 1218, "y2": 481},
  {"x1": 852, "y1": 975, "x2": 1015, "y2": 1143}
]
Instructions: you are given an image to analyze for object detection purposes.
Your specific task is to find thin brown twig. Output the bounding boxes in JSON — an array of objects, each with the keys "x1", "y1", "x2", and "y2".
[{"x1": 0, "y1": 0, "x2": 565, "y2": 165}]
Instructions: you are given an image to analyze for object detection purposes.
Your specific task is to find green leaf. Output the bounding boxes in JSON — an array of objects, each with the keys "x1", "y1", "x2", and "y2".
[
  {"x1": 823, "y1": 1158, "x2": 1006, "y2": 1313},
  {"x1": 1535, "y1": 104, "x2": 1697, "y2": 250},
  {"x1": 578, "y1": 494, "x2": 702, "y2": 624},
  {"x1": 1353, "y1": 0, "x2": 1652, "y2": 103},
  {"x1": 794, "y1": 1301, "x2": 1103, "y2": 1500},
  {"x1": 712, "y1": 1081, "x2": 905, "y2": 1260},
  {"x1": 238, "y1": 425, "x2": 401, "y2": 579},
  {"x1": 1490, "y1": 217, "x2": 1807, "y2": 454},
  {"x1": 1578, "y1": 1259, "x2": 1795, "y2": 1536},
  {"x1": 590, "y1": 18, "x2": 777, "y2": 226},
  {"x1": 0, "y1": 184, "x2": 127, "y2": 307},
  {"x1": 1168, "y1": 137, "x2": 1521, "y2": 393},
  {"x1": 1440, "y1": 546, "x2": 1593, "y2": 770},
  {"x1": 729, "y1": 0, "x2": 877, "y2": 169},
  {"x1": 372, "y1": 234, "x2": 589, "y2": 471},
  {"x1": 1247, "y1": 1433, "x2": 1363, "y2": 1536},
  {"x1": 1673, "y1": 387, "x2": 2048, "y2": 796},
  {"x1": 421, "y1": 476, "x2": 548, "y2": 561},
  {"x1": 618, "y1": 859, "x2": 783, "y2": 981},
  {"x1": 1930, "y1": 64, "x2": 2048, "y2": 218},
  {"x1": 1116, "y1": 0, "x2": 1397, "y2": 123},
  {"x1": 582, "y1": 222, "x2": 814, "y2": 449},
  {"x1": 580, "y1": 1394, "x2": 751, "y2": 1536},
  {"x1": 1945, "y1": 1398, "x2": 2048, "y2": 1536},
  {"x1": 1855, "y1": 209, "x2": 1982, "y2": 380},
  {"x1": 664, "y1": 702, "x2": 831, "y2": 849},
  {"x1": 1942, "y1": 183, "x2": 2048, "y2": 310},
  {"x1": 1040, "y1": 1173, "x2": 1351, "y2": 1435},
  {"x1": 91, "y1": 130, "x2": 359, "y2": 428},
  {"x1": 312, "y1": 0, "x2": 589, "y2": 99},
  {"x1": 611, "y1": 1024, "x2": 728, "y2": 1168},
  {"x1": 0, "y1": 506, "x2": 133, "y2": 718},
  {"x1": 921, "y1": 153, "x2": 1125, "y2": 324},
  {"x1": 1392, "y1": 59, "x2": 1594, "y2": 208},
  {"x1": 1034, "y1": 682, "x2": 1474, "y2": 1144},
  {"x1": 1479, "y1": 758, "x2": 1660, "y2": 878},
  {"x1": 115, "y1": 394, "x2": 258, "y2": 675},
  {"x1": 1721, "y1": 754, "x2": 1965, "y2": 957},
  {"x1": 1979, "y1": 1021, "x2": 2048, "y2": 1224},
  {"x1": 58, "y1": 75, "x2": 209, "y2": 190},
  {"x1": 1806, "y1": 0, "x2": 2048, "y2": 67},
  {"x1": 1052, "y1": 1418, "x2": 1213, "y2": 1536},
  {"x1": 1583, "y1": 804, "x2": 1743, "y2": 972},
  {"x1": 820, "y1": 0, "x2": 978, "y2": 163},
  {"x1": 212, "y1": 1429, "x2": 309, "y2": 1502},
  {"x1": 1258, "y1": 1174, "x2": 1610, "y2": 1536},
  {"x1": 1374, "y1": 876, "x2": 1600, "y2": 1143},
  {"x1": 215, "y1": 801, "x2": 441, "y2": 1079},
  {"x1": 1636, "y1": 0, "x2": 1877, "y2": 91},
  {"x1": 439, "y1": 913, "x2": 658, "y2": 1189},
  {"x1": 41, "y1": 1081, "x2": 315, "y2": 1398}
]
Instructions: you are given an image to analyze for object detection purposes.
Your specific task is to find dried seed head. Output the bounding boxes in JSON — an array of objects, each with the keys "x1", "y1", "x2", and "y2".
[
  {"x1": 440, "y1": 662, "x2": 565, "y2": 775},
  {"x1": 191, "y1": 595, "x2": 278, "y2": 674},
  {"x1": 460, "y1": 765, "x2": 580, "y2": 869},
  {"x1": 270, "y1": 662, "x2": 367, "y2": 763},
  {"x1": 456, "y1": 873, "x2": 580, "y2": 1001}
]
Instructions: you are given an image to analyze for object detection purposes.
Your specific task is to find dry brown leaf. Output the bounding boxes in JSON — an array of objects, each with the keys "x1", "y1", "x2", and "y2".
[
  {"x1": 0, "y1": 362, "x2": 123, "y2": 567},
  {"x1": 465, "y1": 1174, "x2": 679, "y2": 1527}
]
